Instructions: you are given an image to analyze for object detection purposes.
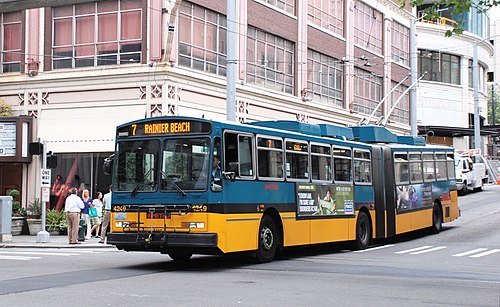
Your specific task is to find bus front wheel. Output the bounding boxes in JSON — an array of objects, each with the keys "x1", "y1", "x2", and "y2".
[
  {"x1": 168, "y1": 250, "x2": 193, "y2": 262},
  {"x1": 256, "y1": 215, "x2": 280, "y2": 263},
  {"x1": 352, "y1": 211, "x2": 371, "y2": 250}
]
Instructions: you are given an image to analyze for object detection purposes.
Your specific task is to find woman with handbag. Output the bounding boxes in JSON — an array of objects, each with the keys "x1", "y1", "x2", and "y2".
[
  {"x1": 81, "y1": 189, "x2": 93, "y2": 240},
  {"x1": 90, "y1": 192, "x2": 103, "y2": 238}
]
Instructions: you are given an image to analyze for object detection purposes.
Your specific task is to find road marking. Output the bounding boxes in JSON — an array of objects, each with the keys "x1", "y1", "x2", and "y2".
[
  {"x1": 469, "y1": 249, "x2": 500, "y2": 258},
  {"x1": 0, "y1": 255, "x2": 40, "y2": 261},
  {"x1": 0, "y1": 251, "x2": 79, "y2": 256},
  {"x1": 353, "y1": 244, "x2": 395, "y2": 253},
  {"x1": 410, "y1": 246, "x2": 447, "y2": 254},
  {"x1": 395, "y1": 246, "x2": 433, "y2": 254},
  {"x1": 452, "y1": 248, "x2": 488, "y2": 257}
]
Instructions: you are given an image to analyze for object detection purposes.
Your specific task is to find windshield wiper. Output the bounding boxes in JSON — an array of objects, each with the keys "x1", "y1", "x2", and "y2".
[
  {"x1": 131, "y1": 168, "x2": 155, "y2": 197},
  {"x1": 161, "y1": 171, "x2": 187, "y2": 196}
]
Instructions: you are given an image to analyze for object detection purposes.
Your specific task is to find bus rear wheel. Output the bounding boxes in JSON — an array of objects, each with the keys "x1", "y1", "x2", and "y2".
[
  {"x1": 429, "y1": 204, "x2": 442, "y2": 234},
  {"x1": 256, "y1": 215, "x2": 280, "y2": 263},
  {"x1": 168, "y1": 250, "x2": 193, "y2": 262},
  {"x1": 352, "y1": 211, "x2": 371, "y2": 250}
]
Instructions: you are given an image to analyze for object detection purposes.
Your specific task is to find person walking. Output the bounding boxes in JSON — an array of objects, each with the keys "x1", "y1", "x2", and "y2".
[
  {"x1": 90, "y1": 191, "x2": 103, "y2": 237},
  {"x1": 64, "y1": 188, "x2": 84, "y2": 244},
  {"x1": 81, "y1": 189, "x2": 93, "y2": 240},
  {"x1": 99, "y1": 186, "x2": 112, "y2": 244}
]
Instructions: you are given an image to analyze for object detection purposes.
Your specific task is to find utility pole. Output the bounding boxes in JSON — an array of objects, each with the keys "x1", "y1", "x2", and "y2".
[
  {"x1": 226, "y1": 0, "x2": 236, "y2": 121},
  {"x1": 473, "y1": 43, "x2": 481, "y2": 151},
  {"x1": 37, "y1": 140, "x2": 50, "y2": 243},
  {"x1": 409, "y1": 17, "x2": 418, "y2": 136}
]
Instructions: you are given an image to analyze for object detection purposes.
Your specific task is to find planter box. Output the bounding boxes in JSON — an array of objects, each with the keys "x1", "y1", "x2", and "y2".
[
  {"x1": 11, "y1": 217, "x2": 25, "y2": 236},
  {"x1": 27, "y1": 218, "x2": 43, "y2": 235}
]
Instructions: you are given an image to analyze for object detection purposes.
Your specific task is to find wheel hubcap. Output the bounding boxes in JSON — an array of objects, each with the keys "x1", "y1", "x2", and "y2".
[{"x1": 261, "y1": 227, "x2": 274, "y2": 250}]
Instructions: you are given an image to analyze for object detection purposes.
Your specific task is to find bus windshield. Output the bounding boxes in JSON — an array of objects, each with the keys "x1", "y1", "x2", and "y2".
[
  {"x1": 115, "y1": 140, "x2": 160, "y2": 192},
  {"x1": 114, "y1": 138, "x2": 211, "y2": 193},
  {"x1": 161, "y1": 138, "x2": 211, "y2": 192}
]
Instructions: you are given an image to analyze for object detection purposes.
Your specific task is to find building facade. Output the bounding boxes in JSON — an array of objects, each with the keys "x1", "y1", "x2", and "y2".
[
  {"x1": 0, "y1": 0, "x2": 415, "y2": 208},
  {"x1": 415, "y1": 5, "x2": 492, "y2": 151}
]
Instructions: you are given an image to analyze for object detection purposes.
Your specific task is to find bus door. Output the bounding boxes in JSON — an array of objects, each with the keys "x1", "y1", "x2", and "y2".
[
  {"x1": 371, "y1": 145, "x2": 393, "y2": 239},
  {"x1": 382, "y1": 147, "x2": 396, "y2": 238}
]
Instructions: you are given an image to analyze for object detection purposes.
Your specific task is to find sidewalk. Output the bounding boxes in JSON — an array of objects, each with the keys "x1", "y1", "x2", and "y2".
[{"x1": 0, "y1": 234, "x2": 114, "y2": 249}]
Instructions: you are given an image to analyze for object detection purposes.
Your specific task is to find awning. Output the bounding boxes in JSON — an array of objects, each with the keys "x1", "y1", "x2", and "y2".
[{"x1": 418, "y1": 126, "x2": 498, "y2": 138}]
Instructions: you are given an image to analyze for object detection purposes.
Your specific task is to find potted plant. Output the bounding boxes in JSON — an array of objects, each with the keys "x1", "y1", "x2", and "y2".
[
  {"x1": 26, "y1": 198, "x2": 43, "y2": 235},
  {"x1": 46, "y1": 209, "x2": 67, "y2": 235},
  {"x1": 10, "y1": 189, "x2": 25, "y2": 236}
]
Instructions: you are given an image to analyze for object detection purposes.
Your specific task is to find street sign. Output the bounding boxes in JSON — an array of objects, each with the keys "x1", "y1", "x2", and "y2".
[
  {"x1": 41, "y1": 169, "x2": 51, "y2": 187},
  {"x1": 41, "y1": 187, "x2": 50, "y2": 202}
]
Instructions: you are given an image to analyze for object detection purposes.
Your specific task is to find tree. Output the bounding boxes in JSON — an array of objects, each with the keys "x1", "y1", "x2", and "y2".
[
  {"x1": 488, "y1": 84, "x2": 500, "y2": 125},
  {"x1": 402, "y1": 0, "x2": 493, "y2": 36}
]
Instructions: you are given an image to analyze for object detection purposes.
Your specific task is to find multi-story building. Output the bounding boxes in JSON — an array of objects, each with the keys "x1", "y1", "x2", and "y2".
[
  {"x1": 0, "y1": 0, "x2": 415, "y2": 209},
  {"x1": 415, "y1": 4, "x2": 492, "y2": 151}
]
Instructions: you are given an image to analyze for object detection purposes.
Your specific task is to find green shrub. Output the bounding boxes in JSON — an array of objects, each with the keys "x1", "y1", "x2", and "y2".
[
  {"x1": 46, "y1": 209, "x2": 66, "y2": 232},
  {"x1": 27, "y1": 198, "x2": 42, "y2": 218}
]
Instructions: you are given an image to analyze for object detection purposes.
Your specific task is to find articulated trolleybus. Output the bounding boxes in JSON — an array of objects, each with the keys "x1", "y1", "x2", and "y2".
[{"x1": 105, "y1": 116, "x2": 459, "y2": 262}]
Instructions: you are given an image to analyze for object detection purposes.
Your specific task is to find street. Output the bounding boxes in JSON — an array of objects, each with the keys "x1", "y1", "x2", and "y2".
[{"x1": 0, "y1": 186, "x2": 499, "y2": 306}]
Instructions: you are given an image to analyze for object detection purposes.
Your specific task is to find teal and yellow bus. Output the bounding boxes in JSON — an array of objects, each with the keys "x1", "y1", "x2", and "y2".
[{"x1": 104, "y1": 116, "x2": 460, "y2": 262}]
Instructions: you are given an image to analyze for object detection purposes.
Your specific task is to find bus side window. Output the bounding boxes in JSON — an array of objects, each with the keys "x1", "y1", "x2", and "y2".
[
  {"x1": 223, "y1": 132, "x2": 254, "y2": 178},
  {"x1": 354, "y1": 149, "x2": 371, "y2": 184}
]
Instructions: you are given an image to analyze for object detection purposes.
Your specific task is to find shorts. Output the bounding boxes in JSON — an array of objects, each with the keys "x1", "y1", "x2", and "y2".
[{"x1": 91, "y1": 216, "x2": 101, "y2": 225}]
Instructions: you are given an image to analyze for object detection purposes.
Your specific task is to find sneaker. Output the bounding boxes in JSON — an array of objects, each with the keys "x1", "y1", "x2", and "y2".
[{"x1": 98, "y1": 240, "x2": 104, "y2": 243}]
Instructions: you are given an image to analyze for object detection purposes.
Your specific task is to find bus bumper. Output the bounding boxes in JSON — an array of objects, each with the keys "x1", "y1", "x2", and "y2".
[{"x1": 107, "y1": 232, "x2": 218, "y2": 251}]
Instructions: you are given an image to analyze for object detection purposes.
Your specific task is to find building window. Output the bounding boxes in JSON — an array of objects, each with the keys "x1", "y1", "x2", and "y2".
[
  {"x1": 468, "y1": 59, "x2": 485, "y2": 89},
  {"x1": 390, "y1": 81, "x2": 409, "y2": 124},
  {"x1": 391, "y1": 21, "x2": 409, "y2": 66},
  {"x1": 52, "y1": 0, "x2": 143, "y2": 69},
  {"x1": 1, "y1": 11, "x2": 22, "y2": 73},
  {"x1": 353, "y1": 1, "x2": 382, "y2": 54},
  {"x1": 247, "y1": 26, "x2": 294, "y2": 94},
  {"x1": 262, "y1": 0, "x2": 295, "y2": 14},
  {"x1": 352, "y1": 67, "x2": 382, "y2": 116},
  {"x1": 307, "y1": 49, "x2": 343, "y2": 108},
  {"x1": 178, "y1": 2, "x2": 227, "y2": 76},
  {"x1": 418, "y1": 50, "x2": 460, "y2": 85},
  {"x1": 307, "y1": 0, "x2": 343, "y2": 36}
]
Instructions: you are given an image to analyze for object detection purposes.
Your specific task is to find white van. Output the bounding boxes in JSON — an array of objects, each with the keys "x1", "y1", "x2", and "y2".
[{"x1": 455, "y1": 153, "x2": 487, "y2": 195}]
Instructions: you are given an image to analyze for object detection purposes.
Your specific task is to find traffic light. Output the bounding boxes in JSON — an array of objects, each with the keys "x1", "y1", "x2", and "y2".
[
  {"x1": 28, "y1": 142, "x2": 43, "y2": 155},
  {"x1": 47, "y1": 152, "x2": 57, "y2": 169}
]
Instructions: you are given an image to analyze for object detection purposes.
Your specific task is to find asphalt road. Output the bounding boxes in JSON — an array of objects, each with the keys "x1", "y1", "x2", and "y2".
[{"x1": 0, "y1": 185, "x2": 499, "y2": 306}]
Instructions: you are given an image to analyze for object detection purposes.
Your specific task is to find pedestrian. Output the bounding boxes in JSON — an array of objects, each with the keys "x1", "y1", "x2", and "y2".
[
  {"x1": 99, "y1": 185, "x2": 112, "y2": 244},
  {"x1": 64, "y1": 188, "x2": 84, "y2": 244},
  {"x1": 90, "y1": 191, "x2": 103, "y2": 237},
  {"x1": 81, "y1": 189, "x2": 93, "y2": 240}
]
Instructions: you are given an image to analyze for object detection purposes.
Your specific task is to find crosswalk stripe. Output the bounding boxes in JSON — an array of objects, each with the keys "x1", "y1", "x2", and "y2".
[
  {"x1": 0, "y1": 251, "x2": 79, "y2": 256},
  {"x1": 452, "y1": 248, "x2": 488, "y2": 257},
  {"x1": 353, "y1": 244, "x2": 395, "y2": 253},
  {"x1": 469, "y1": 249, "x2": 500, "y2": 258},
  {"x1": 410, "y1": 246, "x2": 446, "y2": 254},
  {"x1": 0, "y1": 255, "x2": 40, "y2": 261},
  {"x1": 395, "y1": 246, "x2": 433, "y2": 254}
]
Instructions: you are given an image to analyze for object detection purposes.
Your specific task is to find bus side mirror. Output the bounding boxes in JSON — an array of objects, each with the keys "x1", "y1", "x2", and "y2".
[
  {"x1": 223, "y1": 162, "x2": 239, "y2": 181},
  {"x1": 103, "y1": 154, "x2": 114, "y2": 175}
]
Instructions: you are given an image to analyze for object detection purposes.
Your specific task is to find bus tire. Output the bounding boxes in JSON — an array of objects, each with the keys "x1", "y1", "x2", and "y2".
[
  {"x1": 256, "y1": 215, "x2": 280, "y2": 263},
  {"x1": 352, "y1": 211, "x2": 371, "y2": 250},
  {"x1": 168, "y1": 250, "x2": 193, "y2": 262},
  {"x1": 429, "y1": 205, "x2": 442, "y2": 234}
]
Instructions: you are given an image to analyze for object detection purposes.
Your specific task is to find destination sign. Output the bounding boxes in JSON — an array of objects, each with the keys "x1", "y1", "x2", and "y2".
[{"x1": 118, "y1": 120, "x2": 212, "y2": 137}]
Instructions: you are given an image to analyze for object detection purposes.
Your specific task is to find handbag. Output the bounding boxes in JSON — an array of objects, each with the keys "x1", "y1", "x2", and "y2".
[{"x1": 89, "y1": 207, "x2": 98, "y2": 217}]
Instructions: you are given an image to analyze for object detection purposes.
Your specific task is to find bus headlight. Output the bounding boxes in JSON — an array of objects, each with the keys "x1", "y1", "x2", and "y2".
[{"x1": 182, "y1": 222, "x2": 205, "y2": 229}]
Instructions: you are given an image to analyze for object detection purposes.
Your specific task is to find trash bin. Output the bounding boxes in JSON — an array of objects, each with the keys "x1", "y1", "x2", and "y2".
[{"x1": 78, "y1": 218, "x2": 86, "y2": 241}]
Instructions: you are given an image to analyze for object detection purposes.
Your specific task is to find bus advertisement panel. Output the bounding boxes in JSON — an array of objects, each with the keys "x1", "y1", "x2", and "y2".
[{"x1": 297, "y1": 183, "x2": 355, "y2": 217}]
